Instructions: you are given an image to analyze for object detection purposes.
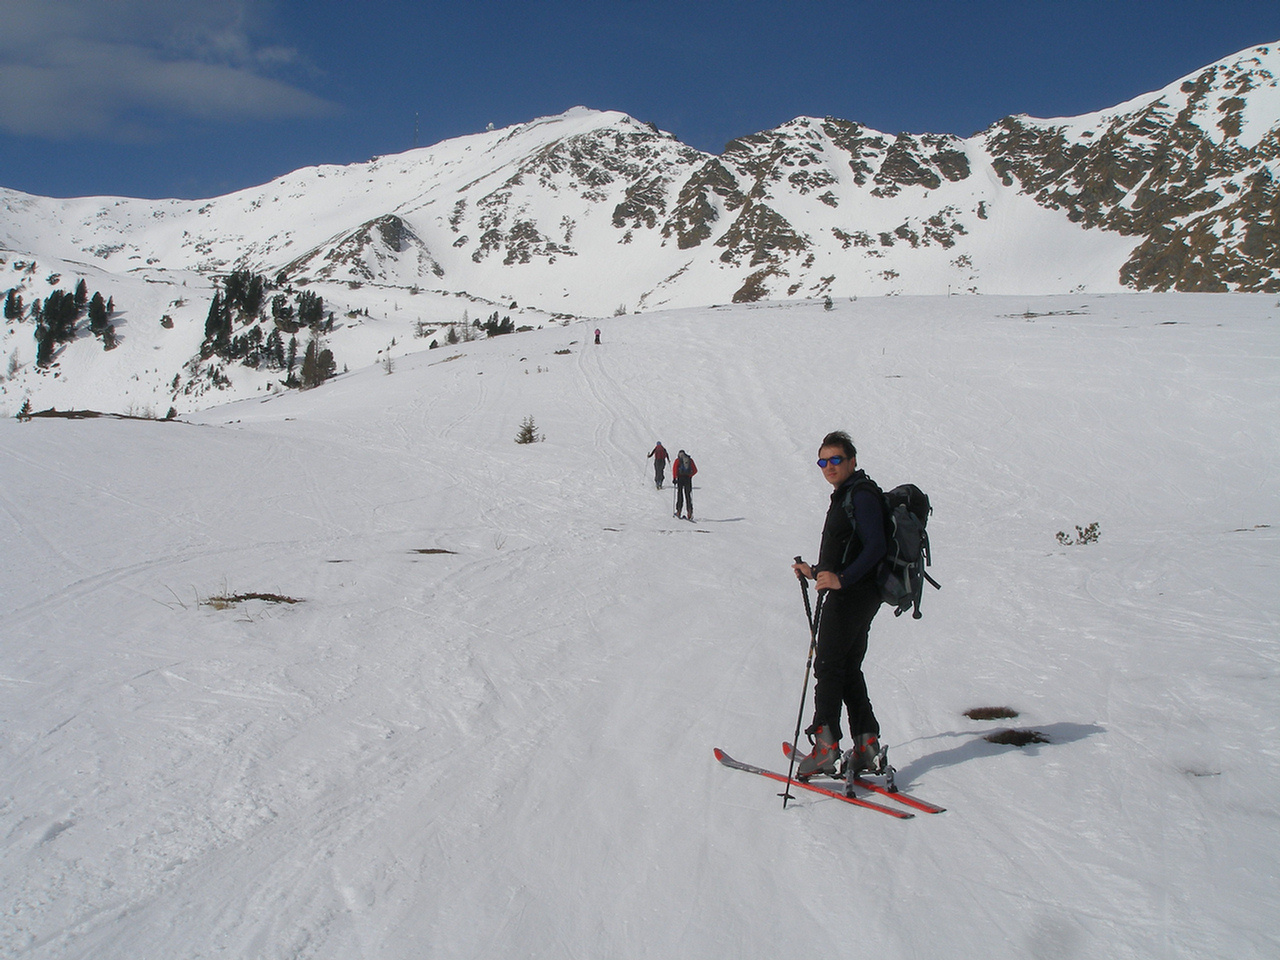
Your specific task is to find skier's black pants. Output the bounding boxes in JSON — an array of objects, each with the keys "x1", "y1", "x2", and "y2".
[
  {"x1": 811, "y1": 583, "x2": 881, "y2": 742},
  {"x1": 654, "y1": 460, "x2": 666, "y2": 487},
  {"x1": 675, "y1": 477, "x2": 693, "y2": 515}
]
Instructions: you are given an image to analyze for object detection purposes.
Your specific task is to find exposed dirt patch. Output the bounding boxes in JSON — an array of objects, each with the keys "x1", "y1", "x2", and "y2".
[
  {"x1": 965, "y1": 706, "x2": 1020, "y2": 721},
  {"x1": 202, "y1": 592, "x2": 302, "y2": 609},
  {"x1": 25, "y1": 408, "x2": 177, "y2": 422},
  {"x1": 984, "y1": 728, "x2": 1050, "y2": 746}
]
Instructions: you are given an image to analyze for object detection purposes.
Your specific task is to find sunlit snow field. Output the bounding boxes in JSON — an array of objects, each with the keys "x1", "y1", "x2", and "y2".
[{"x1": 2, "y1": 293, "x2": 1277, "y2": 959}]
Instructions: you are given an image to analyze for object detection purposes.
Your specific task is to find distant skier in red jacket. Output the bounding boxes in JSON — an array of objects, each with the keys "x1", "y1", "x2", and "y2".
[
  {"x1": 647, "y1": 442, "x2": 669, "y2": 489},
  {"x1": 672, "y1": 450, "x2": 697, "y2": 520}
]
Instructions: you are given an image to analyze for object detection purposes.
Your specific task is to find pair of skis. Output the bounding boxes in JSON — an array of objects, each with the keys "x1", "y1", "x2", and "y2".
[{"x1": 713, "y1": 745, "x2": 945, "y2": 818}]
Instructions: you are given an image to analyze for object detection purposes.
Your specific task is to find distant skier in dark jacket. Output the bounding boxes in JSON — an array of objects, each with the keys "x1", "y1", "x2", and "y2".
[
  {"x1": 647, "y1": 442, "x2": 669, "y2": 489},
  {"x1": 790, "y1": 430, "x2": 887, "y2": 780},
  {"x1": 673, "y1": 450, "x2": 697, "y2": 520}
]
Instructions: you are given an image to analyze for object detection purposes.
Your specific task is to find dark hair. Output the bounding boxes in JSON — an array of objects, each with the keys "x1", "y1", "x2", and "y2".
[{"x1": 819, "y1": 430, "x2": 857, "y2": 459}]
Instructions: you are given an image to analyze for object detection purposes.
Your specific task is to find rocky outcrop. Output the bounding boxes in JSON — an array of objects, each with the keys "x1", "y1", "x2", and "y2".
[{"x1": 984, "y1": 45, "x2": 1280, "y2": 291}]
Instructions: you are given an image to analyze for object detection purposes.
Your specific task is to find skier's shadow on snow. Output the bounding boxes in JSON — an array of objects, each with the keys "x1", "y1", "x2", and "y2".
[{"x1": 893, "y1": 722, "x2": 1105, "y2": 785}]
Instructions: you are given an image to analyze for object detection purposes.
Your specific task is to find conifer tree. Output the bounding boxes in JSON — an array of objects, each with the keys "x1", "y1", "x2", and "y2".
[
  {"x1": 296, "y1": 290, "x2": 324, "y2": 328},
  {"x1": 35, "y1": 323, "x2": 56, "y2": 367},
  {"x1": 515, "y1": 415, "x2": 542, "y2": 444},
  {"x1": 271, "y1": 293, "x2": 297, "y2": 332},
  {"x1": 43, "y1": 290, "x2": 78, "y2": 342},
  {"x1": 88, "y1": 292, "x2": 109, "y2": 336},
  {"x1": 245, "y1": 275, "x2": 264, "y2": 317},
  {"x1": 204, "y1": 292, "x2": 224, "y2": 341},
  {"x1": 299, "y1": 330, "x2": 335, "y2": 389},
  {"x1": 265, "y1": 328, "x2": 285, "y2": 369},
  {"x1": 3, "y1": 289, "x2": 21, "y2": 320},
  {"x1": 223, "y1": 269, "x2": 266, "y2": 318},
  {"x1": 223, "y1": 270, "x2": 247, "y2": 312}
]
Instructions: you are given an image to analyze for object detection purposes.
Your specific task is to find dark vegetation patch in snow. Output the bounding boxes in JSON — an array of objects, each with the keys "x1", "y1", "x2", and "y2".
[
  {"x1": 201, "y1": 592, "x2": 303, "y2": 609},
  {"x1": 24, "y1": 407, "x2": 178, "y2": 422},
  {"x1": 984, "y1": 728, "x2": 1050, "y2": 746},
  {"x1": 965, "y1": 706, "x2": 1020, "y2": 721}
]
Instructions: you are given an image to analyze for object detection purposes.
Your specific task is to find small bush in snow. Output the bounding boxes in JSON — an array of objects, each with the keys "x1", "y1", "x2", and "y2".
[{"x1": 1056, "y1": 522, "x2": 1100, "y2": 546}]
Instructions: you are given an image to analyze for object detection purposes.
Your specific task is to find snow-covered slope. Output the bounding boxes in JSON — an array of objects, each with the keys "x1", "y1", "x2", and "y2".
[
  {"x1": 2, "y1": 42, "x2": 1279, "y2": 418},
  {"x1": 2, "y1": 292, "x2": 1277, "y2": 959}
]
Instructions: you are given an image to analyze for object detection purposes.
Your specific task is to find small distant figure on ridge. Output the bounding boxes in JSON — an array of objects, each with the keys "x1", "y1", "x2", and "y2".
[
  {"x1": 673, "y1": 449, "x2": 697, "y2": 521},
  {"x1": 647, "y1": 441, "x2": 669, "y2": 489},
  {"x1": 594, "y1": 328, "x2": 601, "y2": 345}
]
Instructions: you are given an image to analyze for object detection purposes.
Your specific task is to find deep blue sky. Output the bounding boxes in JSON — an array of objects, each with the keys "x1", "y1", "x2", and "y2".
[{"x1": 2, "y1": 0, "x2": 1279, "y2": 200}]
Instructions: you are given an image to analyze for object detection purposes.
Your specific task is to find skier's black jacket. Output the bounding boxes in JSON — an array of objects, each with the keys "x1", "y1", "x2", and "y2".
[{"x1": 816, "y1": 471, "x2": 887, "y2": 592}]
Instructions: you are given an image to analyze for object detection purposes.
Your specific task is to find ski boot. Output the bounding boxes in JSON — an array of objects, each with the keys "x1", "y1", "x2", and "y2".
[
  {"x1": 795, "y1": 724, "x2": 840, "y2": 780},
  {"x1": 841, "y1": 734, "x2": 897, "y2": 794}
]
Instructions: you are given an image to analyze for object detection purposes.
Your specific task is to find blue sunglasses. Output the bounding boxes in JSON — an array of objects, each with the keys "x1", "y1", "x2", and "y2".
[{"x1": 816, "y1": 456, "x2": 846, "y2": 468}]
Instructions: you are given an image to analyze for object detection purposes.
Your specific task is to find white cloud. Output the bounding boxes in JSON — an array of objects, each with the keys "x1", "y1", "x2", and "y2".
[{"x1": 0, "y1": 0, "x2": 339, "y2": 139}]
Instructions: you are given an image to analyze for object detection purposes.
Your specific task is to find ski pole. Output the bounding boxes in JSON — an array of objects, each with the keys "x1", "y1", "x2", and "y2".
[{"x1": 783, "y1": 557, "x2": 823, "y2": 809}]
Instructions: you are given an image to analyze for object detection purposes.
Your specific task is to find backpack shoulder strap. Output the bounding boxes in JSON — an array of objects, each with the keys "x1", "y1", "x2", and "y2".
[
  {"x1": 838, "y1": 474, "x2": 887, "y2": 565},
  {"x1": 840, "y1": 474, "x2": 884, "y2": 522}
]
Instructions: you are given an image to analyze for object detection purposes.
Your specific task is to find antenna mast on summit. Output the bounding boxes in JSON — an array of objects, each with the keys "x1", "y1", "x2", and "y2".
[{"x1": 414, "y1": 112, "x2": 419, "y2": 148}]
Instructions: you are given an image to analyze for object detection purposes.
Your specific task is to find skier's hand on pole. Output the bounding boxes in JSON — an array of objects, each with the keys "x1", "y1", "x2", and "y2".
[{"x1": 792, "y1": 559, "x2": 838, "y2": 591}]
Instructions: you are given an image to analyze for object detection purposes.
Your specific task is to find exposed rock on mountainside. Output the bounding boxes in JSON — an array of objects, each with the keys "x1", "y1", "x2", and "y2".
[
  {"x1": 3, "y1": 42, "x2": 1279, "y2": 416},
  {"x1": 871, "y1": 133, "x2": 971, "y2": 197},
  {"x1": 284, "y1": 215, "x2": 444, "y2": 282},
  {"x1": 661, "y1": 159, "x2": 746, "y2": 249},
  {"x1": 985, "y1": 45, "x2": 1280, "y2": 292}
]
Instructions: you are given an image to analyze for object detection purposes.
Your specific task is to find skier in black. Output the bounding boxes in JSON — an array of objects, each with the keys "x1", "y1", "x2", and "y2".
[
  {"x1": 672, "y1": 450, "x2": 697, "y2": 521},
  {"x1": 790, "y1": 431, "x2": 887, "y2": 779},
  {"x1": 647, "y1": 442, "x2": 669, "y2": 489}
]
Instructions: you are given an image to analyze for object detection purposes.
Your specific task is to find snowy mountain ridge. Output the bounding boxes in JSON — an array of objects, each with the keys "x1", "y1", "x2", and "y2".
[{"x1": 2, "y1": 41, "x2": 1279, "y2": 416}]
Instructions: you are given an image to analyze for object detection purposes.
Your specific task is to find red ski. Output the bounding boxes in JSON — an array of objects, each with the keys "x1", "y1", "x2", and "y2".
[
  {"x1": 781, "y1": 742, "x2": 946, "y2": 815},
  {"x1": 713, "y1": 748, "x2": 913, "y2": 818}
]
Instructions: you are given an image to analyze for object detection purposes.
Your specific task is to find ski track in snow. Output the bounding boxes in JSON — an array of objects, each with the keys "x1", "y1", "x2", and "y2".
[{"x1": 1, "y1": 293, "x2": 1278, "y2": 959}]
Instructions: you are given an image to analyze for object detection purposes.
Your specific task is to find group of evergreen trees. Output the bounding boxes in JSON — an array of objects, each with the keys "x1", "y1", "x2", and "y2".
[
  {"x1": 202, "y1": 269, "x2": 335, "y2": 389},
  {"x1": 482, "y1": 311, "x2": 515, "y2": 337},
  {"x1": 3, "y1": 279, "x2": 118, "y2": 368}
]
